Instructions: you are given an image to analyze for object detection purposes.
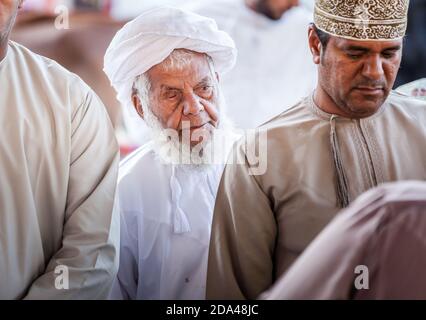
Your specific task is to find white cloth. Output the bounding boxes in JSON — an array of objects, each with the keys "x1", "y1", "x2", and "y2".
[
  {"x1": 110, "y1": 142, "x2": 226, "y2": 299},
  {"x1": 186, "y1": 0, "x2": 318, "y2": 129},
  {"x1": 104, "y1": 6, "x2": 237, "y2": 120},
  {"x1": 0, "y1": 41, "x2": 120, "y2": 299},
  {"x1": 110, "y1": 0, "x2": 206, "y2": 20}
]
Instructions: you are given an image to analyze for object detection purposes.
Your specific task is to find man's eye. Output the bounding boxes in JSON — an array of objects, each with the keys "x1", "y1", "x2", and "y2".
[
  {"x1": 347, "y1": 53, "x2": 362, "y2": 60},
  {"x1": 198, "y1": 86, "x2": 213, "y2": 96},
  {"x1": 382, "y1": 52, "x2": 396, "y2": 59},
  {"x1": 165, "y1": 91, "x2": 178, "y2": 99}
]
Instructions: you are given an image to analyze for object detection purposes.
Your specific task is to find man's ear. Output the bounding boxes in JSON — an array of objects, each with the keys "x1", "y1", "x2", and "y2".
[
  {"x1": 308, "y1": 25, "x2": 322, "y2": 65},
  {"x1": 132, "y1": 94, "x2": 144, "y2": 119}
]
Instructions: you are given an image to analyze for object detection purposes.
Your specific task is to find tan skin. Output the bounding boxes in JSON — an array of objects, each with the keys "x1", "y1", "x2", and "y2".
[
  {"x1": 308, "y1": 25, "x2": 403, "y2": 119},
  {"x1": 0, "y1": 0, "x2": 23, "y2": 61},
  {"x1": 132, "y1": 53, "x2": 220, "y2": 148},
  {"x1": 245, "y1": 0, "x2": 299, "y2": 20}
]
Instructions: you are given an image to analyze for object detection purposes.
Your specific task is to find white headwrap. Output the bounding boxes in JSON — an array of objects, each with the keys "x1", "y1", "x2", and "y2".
[{"x1": 103, "y1": 6, "x2": 237, "y2": 117}]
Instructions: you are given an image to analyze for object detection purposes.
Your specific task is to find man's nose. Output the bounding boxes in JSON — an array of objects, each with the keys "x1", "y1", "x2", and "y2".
[
  {"x1": 362, "y1": 55, "x2": 385, "y2": 81},
  {"x1": 183, "y1": 93, "x2": 204, "y2": 116}
]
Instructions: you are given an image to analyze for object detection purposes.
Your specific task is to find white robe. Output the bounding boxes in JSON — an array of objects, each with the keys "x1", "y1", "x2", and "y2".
[
  {"x1": 110, "y1": 142, "x2": 225, "y2": 299},
  {"x1": 0, "y1": 41, "x2": 120, "y2": 299}
]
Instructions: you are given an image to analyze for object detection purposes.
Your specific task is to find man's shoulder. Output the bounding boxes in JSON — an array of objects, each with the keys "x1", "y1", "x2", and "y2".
[
  {"x1": 387, "y1": 90, "x2": 426, "y2": 118},
  {"x1": 10, "y1": 42, "x2": 77, "y2": 79},
  {"x1": 230, "y1": 97, "x2": 317, "y2": 166},
  {"x1": 9, "y1": 41, "x2": 93, "y2": 99},
  {"x1": 357, "y1": 181, "x2": 426, "y2": 213},
  {"x1": 259, "y1": 96, "x2": 316, "y2": 130},
  {"x1": 227, "y1": 96, "x2": 319, "y2": 157}
]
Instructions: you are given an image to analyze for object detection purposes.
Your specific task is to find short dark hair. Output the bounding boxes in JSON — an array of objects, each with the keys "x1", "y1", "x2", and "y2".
[{"x1": 311, "y1": 23, "x2": 331, "y2": 50}]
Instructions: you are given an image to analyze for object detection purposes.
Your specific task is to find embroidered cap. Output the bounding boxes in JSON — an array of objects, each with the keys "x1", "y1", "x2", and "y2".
[{"x1": 314, "y1": 0, "x2": 410, "y2": 41}]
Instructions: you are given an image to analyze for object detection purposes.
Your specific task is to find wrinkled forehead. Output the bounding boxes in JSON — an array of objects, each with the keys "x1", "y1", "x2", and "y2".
[{"x1": 147, "y1": 51, "x2": 215, "y2": 89}]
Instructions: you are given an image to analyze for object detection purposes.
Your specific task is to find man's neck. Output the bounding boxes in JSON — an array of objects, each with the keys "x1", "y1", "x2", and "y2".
[{"x1": 313, "y1": 85, "x2": 350, "y2": 118}]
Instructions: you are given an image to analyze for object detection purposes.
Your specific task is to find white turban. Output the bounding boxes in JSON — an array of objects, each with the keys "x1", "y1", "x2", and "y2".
[{"x1": 103, "y1": 6, "x2": 237, "y2": 116}]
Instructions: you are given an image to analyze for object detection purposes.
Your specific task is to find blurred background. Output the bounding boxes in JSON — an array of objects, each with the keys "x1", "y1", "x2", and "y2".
[{"x1": 11, "y1": 0, "x2": 425, "y2": 156}]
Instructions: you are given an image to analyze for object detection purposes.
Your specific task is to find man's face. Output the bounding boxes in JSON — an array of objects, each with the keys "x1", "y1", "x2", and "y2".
[
  {"x1": 0, "y1": 0, "x2": 21, "y2": 40},
  {"x1": 251, "y1": 0, "x2": 299, "y2": 20},
  {"x1": 318, "y1": 36, "x2": 403, "y2": 118},
  {"x1": 146, "y1": 52, "x2": 219, "y2": 148}
]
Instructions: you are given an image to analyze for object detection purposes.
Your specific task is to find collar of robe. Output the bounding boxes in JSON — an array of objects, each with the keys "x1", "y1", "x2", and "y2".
[
  {"x1": 308, "y1": 94, "x2": 387, "y2": 209},
  {"x1": 170, "y1": 165, "x2": 192, "y2": 234},
  {"x1": 169, "y1": 164, "x2": 218, "y2": 234}
]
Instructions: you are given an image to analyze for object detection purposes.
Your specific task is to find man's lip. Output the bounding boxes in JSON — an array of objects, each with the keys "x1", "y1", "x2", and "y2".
[
  {"x1": 181, "y1": 123, "x2": 209, "y2": 131},
  {"x1": 355, "y1": 86, "x2": 384, "y2": 91},
  {"x1": 354, "y1": 87, "x2": 384, "y2": 94},
  {"x1": 191, "y1": 123, "x2": 208, "y2": 129}
]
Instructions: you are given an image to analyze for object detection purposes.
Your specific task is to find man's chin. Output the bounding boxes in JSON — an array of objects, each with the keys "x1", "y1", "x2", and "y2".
[
  {"x1": 180, "y1": 125, "x2": 215, "y2": 145},
  {"x1": 346, "y1": 95, "x2": 387, "y2": 117},
  {"x1": 153, "y1": 134, "x2": 215, "y2": 166},
  {"x1": 346, "y1": 102, "x2": 383, "y2": 118}
]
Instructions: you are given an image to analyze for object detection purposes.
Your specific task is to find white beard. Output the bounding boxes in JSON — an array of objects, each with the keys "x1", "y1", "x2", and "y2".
[{"x1": 143, "y1": 93, "x2": 235, "y2": 169}]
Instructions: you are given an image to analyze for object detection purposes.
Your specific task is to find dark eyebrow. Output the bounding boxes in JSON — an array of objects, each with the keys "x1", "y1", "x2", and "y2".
[
  {"x1": 344, "y1": 45, "x2": 370, "y2": 52},
  {"x1": 382, "y1": 45, "x2": 401, "y2": 52}
]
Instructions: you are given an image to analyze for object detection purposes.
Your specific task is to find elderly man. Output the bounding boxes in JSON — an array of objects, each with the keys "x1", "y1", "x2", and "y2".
[
  {"x1": 207, "y1": 0, "x2": 426, "y2": 299},
  {"x1": 123, "y1": 0, "x2": 318, "y2": 145},
  {"x1": 262, "y1": 181, "x2": 426, "y2": 300},
  {"x1": 103, "y1": 7, "x2": 237, "y2": 300},
  {"x1": 0, "y1": 1, "x2": 119, "y2": 299}
]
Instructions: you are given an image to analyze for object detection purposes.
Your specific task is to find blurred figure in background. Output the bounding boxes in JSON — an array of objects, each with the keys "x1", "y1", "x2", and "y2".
[
  {"x1": 22, "y1": 0, "x2": 110, "y2": 12},
  {"x1": 397, "y1": 78, "x2": 426, "y2": 100},
  {"x1": 185, "y1": 0, "x2": 317, "y2": 129},
  {"x1": 109, "y1": 0, "x2": 204, "y2": 20},
  {"x1": 395, "y1": 0, "x2": 426, "y2": 87},
  {"x1": 12, "y1": 0, "x2": 125, "y2": 134}
]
